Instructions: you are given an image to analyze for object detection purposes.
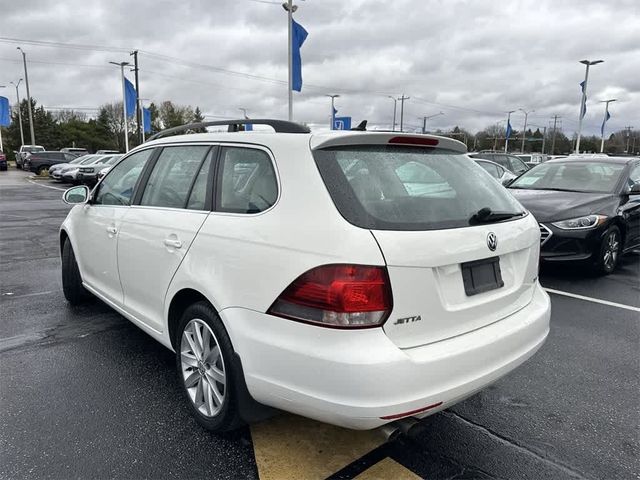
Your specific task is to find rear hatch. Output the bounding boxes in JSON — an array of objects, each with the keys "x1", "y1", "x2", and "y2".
[{"x1": 311, "y1": 132, "x2": 540, "y2": 348}]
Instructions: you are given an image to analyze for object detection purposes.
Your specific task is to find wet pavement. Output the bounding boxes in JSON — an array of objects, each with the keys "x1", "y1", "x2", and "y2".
[{"x1": 1, "y1": 167, "x2": 638, "y2": 479}]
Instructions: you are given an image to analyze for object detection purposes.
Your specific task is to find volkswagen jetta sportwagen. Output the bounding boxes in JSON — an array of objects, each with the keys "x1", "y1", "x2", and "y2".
[{"x1": 60, "y1": 119, "x2": 550, "y2": 432}]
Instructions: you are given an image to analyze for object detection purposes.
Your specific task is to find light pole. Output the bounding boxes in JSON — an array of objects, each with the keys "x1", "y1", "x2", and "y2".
[
  {"x1": 17, "y1": 47, "x2": 36, "y2": 145},
  {"x1": 387, "y1": 96, "x2": 397, "y2": 131},
  {"x1": 282, "y1": 0, "x2": 298, "y2": 121},
  {"x1": 109, "y1": 61, "x2": 131, "y2": 152},
  {"x1": 598, "y1": 99, "x2": 616, "y2": 153},
  {"x1": 519, "y1": 109, "x2": 534, "y2": 153},
  {"x1": 326, "y1": 94, "x2": 339, "y2": 130},
  {"x1": 576, "y1": 59, "x2": 603, "y2": 154},
  {"x1": 397, "y1": 94, "x2": 409, "y2": 132},
  {"x1": 420, "y1": 112, "x2": 444, "y2": 134},
  {"x1": 504, "y1": 110, "x2": 515, "y2": 153},
  {"x1": 9, "y1": 79, "x2": 24, "y2": 146}
]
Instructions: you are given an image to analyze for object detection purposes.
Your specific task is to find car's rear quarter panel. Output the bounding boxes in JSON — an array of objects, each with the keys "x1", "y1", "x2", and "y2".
[{"x1": 164, "y1": 136, "x2": 386, "y2": 341}]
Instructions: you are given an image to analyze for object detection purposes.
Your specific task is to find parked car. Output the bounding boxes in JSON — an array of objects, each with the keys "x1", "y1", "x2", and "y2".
[
  {"x1": 516, "y1": 153, "x2": 548, "y2": 168},
  {"x1": 60, "y1": 147, "x2": 89, "y2": 156},
  {"x1": 95, "y1": 149, "x2": 120, "y2": 155},
  {"x1": 51, "y1": 155, "x2": 101, "y2": 181},
  {"x1": 76, "y1": 155, "x2": 123, "y2": 185},
  {"x1": 509, "y1": 156, "x2": 640, "y2": 274},
  {"x1": 473, "y1": 158, "x2": 517, "y2": 186},
  {"x1": 469, "y1": 152, "x2": 530, "y2": 176},
  {"x1": 23, "y1": 151, "x2": 78, "y2": 174},
  {"x1": 96, "y1": 165, "x2": 111, "y2": 182},
  {"x1": 61, "y1": 155, "x2": 113, "y2": 184},
  {"x1": 0, "y1": 150, "x2": 7, "y2": 171},
  {"x1": 15, "y1": 145, "x2": 45, "y2": 169},
  {"x1": 60, "y1": 120, "x2": 550, "y2": 433}
]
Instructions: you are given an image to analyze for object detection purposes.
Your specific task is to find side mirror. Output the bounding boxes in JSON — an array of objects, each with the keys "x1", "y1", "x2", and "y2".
[
  {"x1": 629, "y1": 183, "x2": 640, "y2": 195},
  {"x1": 62, "y1": 185, "x2": 90, "y2": 205}
]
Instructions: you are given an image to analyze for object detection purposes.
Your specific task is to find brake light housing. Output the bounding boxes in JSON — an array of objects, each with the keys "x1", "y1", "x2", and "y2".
[{"x1": 267, "y1": 264, "x2": 393, "y2": 328}]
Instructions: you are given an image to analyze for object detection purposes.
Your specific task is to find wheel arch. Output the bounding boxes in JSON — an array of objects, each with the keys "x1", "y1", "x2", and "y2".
[
  {"x1": 59, "y1": 228, "x2": 69, "y2": 256},
  {"x1": 167, "y1": 288, "x2": 216, "y2": 350}
]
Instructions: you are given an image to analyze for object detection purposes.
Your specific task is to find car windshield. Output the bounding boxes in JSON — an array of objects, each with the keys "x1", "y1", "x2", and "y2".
[
  {"x1": 23, "y1": 146, "x2": 44, "y2": 153},
  {"x1": 313, "y1": 145, "x2": 525, "y2": 230},
  {"x1": 79, "y1": 155, "x2": 100, "y2": 165},
  {"x1": 509, "y1": 161, "x2": 625, "y2": 193}
]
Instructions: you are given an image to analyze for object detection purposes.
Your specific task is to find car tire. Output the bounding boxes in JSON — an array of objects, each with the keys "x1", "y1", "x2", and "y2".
[
  {"x1": 595, "y1": 226, "x2": 621, "y2": 275},
  {"x1": 62, "y1": 238, "x2": 90, "y2": 304},
  {"x1": 176, "y1": 301, "x2": 242, "y2": 433}
]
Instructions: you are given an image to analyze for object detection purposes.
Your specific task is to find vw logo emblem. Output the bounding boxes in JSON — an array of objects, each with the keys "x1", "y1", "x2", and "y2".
[{"x1": 487, "y1": 232, "x2": 498, "y2": 251}]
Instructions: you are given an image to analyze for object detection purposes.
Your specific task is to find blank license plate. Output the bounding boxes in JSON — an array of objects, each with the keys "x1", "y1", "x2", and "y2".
[{"x1": 461, "y1": 256, "x2": 504, "y2": 296}]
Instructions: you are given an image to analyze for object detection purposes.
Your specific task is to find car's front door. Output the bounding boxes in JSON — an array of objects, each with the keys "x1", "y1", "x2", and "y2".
[
  {"x1": 116, "y1": 145, "x2": 214, "y2": 332},
  {"x1": 622, "y1": 162, "x2": 640, "y2": 250},
  {"x1": 72, "y1": 149, "x2": 154, "y2": 305}
]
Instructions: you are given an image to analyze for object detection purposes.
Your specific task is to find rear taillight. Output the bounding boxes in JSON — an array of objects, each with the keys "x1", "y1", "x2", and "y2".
[{"x1": 267, "y1": 264, "x2": 392, "y2": 328}]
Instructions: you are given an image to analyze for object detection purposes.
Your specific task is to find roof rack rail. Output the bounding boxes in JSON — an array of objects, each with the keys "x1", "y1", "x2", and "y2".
[{"x1": 147, "y1": 119, "x2": 310, "y2": 141}]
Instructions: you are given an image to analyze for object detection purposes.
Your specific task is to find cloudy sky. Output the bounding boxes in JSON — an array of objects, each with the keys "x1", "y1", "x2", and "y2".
[{"x1": 1, "y1": 0, "x2": 638, "y2": 135}]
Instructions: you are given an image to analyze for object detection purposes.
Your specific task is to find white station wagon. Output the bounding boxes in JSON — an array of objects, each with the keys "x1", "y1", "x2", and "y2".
[{"x1": 60, "y1": 120, "x2": 551, "y2": 432}]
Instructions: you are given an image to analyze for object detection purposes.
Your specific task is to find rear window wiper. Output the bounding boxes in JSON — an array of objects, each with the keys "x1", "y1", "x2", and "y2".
[{"x1": 469, "y1": 207, "x2": 525, "y2": 225}]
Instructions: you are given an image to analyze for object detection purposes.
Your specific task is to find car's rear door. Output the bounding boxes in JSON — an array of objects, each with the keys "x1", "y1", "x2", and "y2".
[{"x1": 116, "y1": 145, "x2": 215, "y2": 332}]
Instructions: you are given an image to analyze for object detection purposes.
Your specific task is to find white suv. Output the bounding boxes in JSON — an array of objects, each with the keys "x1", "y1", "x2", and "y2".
[{"x1": 60, "y1": 119, "x2": 550, "y2": 432}]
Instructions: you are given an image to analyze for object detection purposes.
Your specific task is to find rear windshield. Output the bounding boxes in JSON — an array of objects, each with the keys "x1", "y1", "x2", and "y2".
[
  {"x1": 23, "y1": 146, "x2": 45, "y2": 153},
  {"x1": 313, "y1": 146, "x2": 524, "y2": 231}
]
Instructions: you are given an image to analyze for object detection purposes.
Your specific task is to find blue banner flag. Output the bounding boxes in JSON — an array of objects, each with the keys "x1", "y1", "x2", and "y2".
[
  {"x1": 505, "y1": 120, "x2": 512, "y2": 140},
  {"x1": 124, "y1": 77, "x2": 137, "y2": 118},
  {"x1": 601, "y1": 110, "x2": 611, "y2": 136},
  {"x1": 292, "y1": 19, "x2": 308, "y2": 92},
  {"x1": 244, "y1": 115, "x2": 253, "y2": 131},
  {"x1": 334, "y1": 116, "x2": 352, "y2": 130},
  {"x1": 143, "y1": 107, "x2": 152, "y2": 133},
  {"x1": 0, "y1": 96, "x2": 10, "y2": 127}
]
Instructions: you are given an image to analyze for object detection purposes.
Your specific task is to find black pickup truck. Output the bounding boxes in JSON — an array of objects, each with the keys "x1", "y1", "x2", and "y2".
[{"x1": 24, "y1": 152, "x2": 80, "y2": 174}]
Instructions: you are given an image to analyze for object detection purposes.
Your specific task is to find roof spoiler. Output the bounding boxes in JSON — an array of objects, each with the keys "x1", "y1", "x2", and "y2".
[{"x1": 147, "y1": 119, "x2": 310, "y2": 141}]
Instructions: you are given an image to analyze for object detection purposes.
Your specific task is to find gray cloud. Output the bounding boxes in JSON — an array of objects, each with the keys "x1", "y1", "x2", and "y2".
[{"x1": 1, "y1": 0, "x2": 638, "y2": 135}]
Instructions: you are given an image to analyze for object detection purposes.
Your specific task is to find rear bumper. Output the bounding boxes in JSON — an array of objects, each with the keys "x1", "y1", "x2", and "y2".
[{"x1": 222, "y1": 283, "x2": 550, "y2": 429}]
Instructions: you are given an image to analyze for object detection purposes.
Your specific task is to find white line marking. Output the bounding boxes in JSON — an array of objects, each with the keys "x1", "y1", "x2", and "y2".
[
  {"x1": 27, "y1": 179, "x2": 66, "y2": 191},
  {"x1": 1, "y1": 290, "x2": 55, "y2": 299},
  {"x1": 544, "y1": 288, "x2": 640, "y2": 313}
]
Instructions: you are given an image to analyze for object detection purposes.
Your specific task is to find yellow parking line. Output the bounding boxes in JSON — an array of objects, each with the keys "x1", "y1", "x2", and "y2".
[
  {"x1": 355, "y1": 458, "x2": 422, "y2": 480},
  {"x1": 251, "y1": 414, "x2": 385, "y2": 480}
]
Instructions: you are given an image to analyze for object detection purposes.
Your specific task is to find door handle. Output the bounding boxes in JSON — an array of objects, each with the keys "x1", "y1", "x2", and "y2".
[
  {"x1": 164, "y1": 238, "x2": 183, "y2": 249},
  {"x1": 106, "y1": 226, "x2": 118, "y2": 235}
]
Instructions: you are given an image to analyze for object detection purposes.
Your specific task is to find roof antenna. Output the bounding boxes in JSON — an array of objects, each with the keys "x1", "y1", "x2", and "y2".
[{"x1": 351, "y1": 120, "x2": 367, "y2": 131}]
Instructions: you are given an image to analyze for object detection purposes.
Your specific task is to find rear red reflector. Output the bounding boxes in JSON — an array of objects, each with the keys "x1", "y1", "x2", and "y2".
[
  {"x1": 380, "y1": 402, "x2": 443, "y2": 420},
  {"x1": 388, "y1": 136, "x2": 439, "y2": 146}
]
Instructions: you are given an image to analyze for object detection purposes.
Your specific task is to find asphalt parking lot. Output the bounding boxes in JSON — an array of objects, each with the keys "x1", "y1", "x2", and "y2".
[{"x1": 1, "y1": 168, "x2": 638, "y2": 480}]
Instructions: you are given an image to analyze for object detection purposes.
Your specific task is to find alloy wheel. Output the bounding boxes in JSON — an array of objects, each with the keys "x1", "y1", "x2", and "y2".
[
  {"x1": 602, "y1": 231, "x2": 619, "y2": 271},
  {"x1": 180, "y1": 318, "x2": 226, "y2": 417}
]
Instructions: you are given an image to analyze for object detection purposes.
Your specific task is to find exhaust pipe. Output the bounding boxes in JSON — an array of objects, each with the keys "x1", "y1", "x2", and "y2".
[{"x1": 378, "y1": 417, "x2": 421, "y2": 441}]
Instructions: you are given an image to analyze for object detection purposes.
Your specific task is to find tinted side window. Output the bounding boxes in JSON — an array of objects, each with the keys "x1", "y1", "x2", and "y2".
[
  {"x1": 477, "y1": 161, "x2": 500, "y2": 179},
  {"x1": 508, "y1": 156, "x2": 529, "y2": 174},
  {"x1": 94, "y1": 149, "x2": 153, "y2": 206},
  {"x1": 628, "y1": 164, "x2": 640, "y2": 186},
  {"x1": 217, "y1": 147, "x2": 278, "y2": 213},
  {"x1": 187, "y1": 153, "x2": 213, "y2": 211},
  {"x1": 140, "y1": 146, "x2": 209, "y2": 209},
  {"x1": 491, "y1": 155, "x2": 510, "y2": 170}
]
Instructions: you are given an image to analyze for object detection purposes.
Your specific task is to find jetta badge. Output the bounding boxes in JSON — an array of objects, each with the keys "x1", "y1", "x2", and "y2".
[{"x1": 487, "y1": 232, "x2": 498, "y2": 251}]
